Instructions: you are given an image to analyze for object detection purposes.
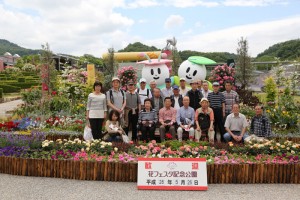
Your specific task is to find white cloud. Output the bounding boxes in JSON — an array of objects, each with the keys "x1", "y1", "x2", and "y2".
[
  {"x1": 166, "y1": 0, "x2": 219, "y2": 8},
  {"x1": 182, "y1": 29, "x2": 193, "y2": 35},
  {"x1": 223, "y1": 0, "x2": 289, "y2": 7},
  {"x1": 125, "y1": 0, "x2": 160, "y2": 9},
  {"x1": 0, "y1": 0, "x2": 134, "y2": 56},
  {"x1": 164, "y1": 15, "x2": 184, "y2": 29},
  {"x1": 177, "y1": 16, "x2": 300, "y2": 56}
]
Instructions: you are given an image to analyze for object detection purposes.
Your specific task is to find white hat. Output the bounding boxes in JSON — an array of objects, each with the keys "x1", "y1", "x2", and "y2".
[
  {"x1": 112, "y1": 77, "x2": 120, "y2": 82},
  {"x1": 139, "y1": 78, "x2": 147, "y2": 83},
  {"x1": 180, "y1": 77, "x2": 186, "y2": 81},
  {"x1": 200, "y1": 98, "x2": 209, "y2": 103}
]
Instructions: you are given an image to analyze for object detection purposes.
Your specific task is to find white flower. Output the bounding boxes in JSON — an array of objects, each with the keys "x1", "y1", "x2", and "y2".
[
  {"x1": 100, "y1": 145, "x2": 105, "y2": 148},
  {"x1": 86, "y1": 147, "x2": 90, "y2": 152},
  {"x1": 42, "y1": 143, "x2": 49, "y2": 147},
  {"x1": 291, "y1": 150, "x2": 295, "y2": 154},
  {"x1": 114, "y1": 147, "x2": 118, "y2": 152}
]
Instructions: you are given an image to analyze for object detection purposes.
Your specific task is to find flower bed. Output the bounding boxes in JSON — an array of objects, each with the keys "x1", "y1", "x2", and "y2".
[
  {"x1": 0, "y1": 132, "x2": 300, "y2": 183},
  {"x1": 0, "y1": 157, "x2": 299, "y2": 183}
]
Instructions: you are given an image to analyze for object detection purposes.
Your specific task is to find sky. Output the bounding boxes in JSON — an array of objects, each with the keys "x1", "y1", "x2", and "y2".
[{"x1": 0, "y1": 0, "x2": 300, "y2": 57}]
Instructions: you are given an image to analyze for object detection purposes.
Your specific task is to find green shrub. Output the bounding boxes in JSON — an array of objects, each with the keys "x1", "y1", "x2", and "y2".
[
  {"x1": 8, "y1": 82, "x2": 39, "y2": 89},
  {"x1": 0, "y1": 84, "x2": 21, "y2": 93},
  {"x1": 21, "y1": 72, "x2": 36, "y2": 76},
  {"x1": 18, "y1": 77, "x2": 26, "y2": 83},
  {"x1": 0, "y1": 88, "x2": 3, "y2": 98},
  {"x1": 50, "y1": 96, "x2": 71, "y2": 113},
  {"x1": 264, "y1": 76, "x2": 277, "y2": 103},
  {"x1": 21, "y1": 88, "x2": 42, "y2": 105},
  {"x1": 0, "y1": 77, "x2": 6, "y2": 81}
]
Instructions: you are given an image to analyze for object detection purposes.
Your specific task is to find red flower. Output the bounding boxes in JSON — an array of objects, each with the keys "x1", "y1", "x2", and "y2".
[{"x1": 166, "y1": 133, "x2": 172, "y2": 139}]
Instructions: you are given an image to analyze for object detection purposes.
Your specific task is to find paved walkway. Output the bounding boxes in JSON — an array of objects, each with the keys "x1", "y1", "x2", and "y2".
[
  {"x1": 0, "y1": 174, "x2": 299, "y2": 200},
  {"x1": 0, "y1": 99, "x2": 23, "y2": 118}
]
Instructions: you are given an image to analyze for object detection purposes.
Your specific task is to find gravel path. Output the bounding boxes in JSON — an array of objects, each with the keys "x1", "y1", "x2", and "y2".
[
  {"x1": 0, "y1": 173, "x2": 299, "y2": 200},
  {"x1": 0, "y1": 99, "x2": 23, "y2": 118}
]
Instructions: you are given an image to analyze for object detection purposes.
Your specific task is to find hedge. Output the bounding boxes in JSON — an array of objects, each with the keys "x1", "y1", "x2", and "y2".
[
  {"x1": 21, "y1": 72, "x2": 38, "y2": 76},
  {"x1": 0, "y1": 84, "x2": 21, "y2": 93},
  {"x1": 18, "y1": 77, "x2": 26, "y2": 83},
  {"x1": 0, "y1": 88, "x2": 3, "y2": 98},
  {"x1": 3, "y1": 82, "x2": 40, "y2": 89}
]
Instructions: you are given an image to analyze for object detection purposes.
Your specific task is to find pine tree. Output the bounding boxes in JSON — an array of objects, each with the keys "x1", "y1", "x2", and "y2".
[{"x1": 235, "y1": 37, "x2": 254, "y2": 89}]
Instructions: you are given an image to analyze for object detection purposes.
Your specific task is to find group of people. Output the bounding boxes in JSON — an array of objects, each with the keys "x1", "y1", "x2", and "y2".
[{"x1": 86, "y1": 76, "x2": 272, "y2": 143}]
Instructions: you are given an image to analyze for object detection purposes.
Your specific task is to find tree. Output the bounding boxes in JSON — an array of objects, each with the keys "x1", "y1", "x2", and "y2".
[
  {"x1": 235, "y1": 37, "x2": 254, "y2": 89},
  {"x1": 103, "y1": 48, "x2": 118, "y2": 89},
  {"x1": 39, "y1": 43, "x2": 58, "y2": 95},
  {"x1": 171, "y1": 48, "x2": 182, "y2": 76}
]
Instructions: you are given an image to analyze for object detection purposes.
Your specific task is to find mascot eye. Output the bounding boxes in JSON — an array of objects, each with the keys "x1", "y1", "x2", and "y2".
[
  {"x1": 193, "y1": 70, "x2": 197, "y2": 76},
  {"x1": 158, "y1": 68, "x2": 161, "y2": 74},
  {"x1": 151, "y1": 69, "x2": 154, "y2": 75},
  {"x1": 186, "y1": 67, "x2": 190, "y2": 73}
]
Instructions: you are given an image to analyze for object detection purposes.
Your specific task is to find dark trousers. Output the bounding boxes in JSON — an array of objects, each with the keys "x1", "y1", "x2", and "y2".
[
  {"x1": 140, "y1": 125, "x2": 156, "y2": 142},
  {"x1": 212, "y1": 108, "x2": 225, "y2": 141},
  {"x1": 89, "y1": 118, "x2": 104, "y2": 140},
  {"x1": 124, "y1": 110, "x2": 139, "y2": 140}
]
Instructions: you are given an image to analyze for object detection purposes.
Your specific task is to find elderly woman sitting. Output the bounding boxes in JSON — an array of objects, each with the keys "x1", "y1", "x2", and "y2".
[{"x1": 138, "y1": 98, "x2": 157, "y2": 142}]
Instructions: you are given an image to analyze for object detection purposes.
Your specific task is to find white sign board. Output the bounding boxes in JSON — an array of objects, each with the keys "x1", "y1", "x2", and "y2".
[{"x1": 138, "y1": 158, "x2": 207, "y2": 190}]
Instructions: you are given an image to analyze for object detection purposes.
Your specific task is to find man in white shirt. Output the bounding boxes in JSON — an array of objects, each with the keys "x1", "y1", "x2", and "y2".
[
  {"x1": 202, "y1": 80, "x2": 212, "y2": 98},
  {"x1": 179, "y1": 77, "x2": 188, "y2": 96},
  {"x1": 136, "y1": 78, "x2": 152, "y2": 108},
  {"x1": 224, "y1": 104, "x2": 249, "y2": 142}
]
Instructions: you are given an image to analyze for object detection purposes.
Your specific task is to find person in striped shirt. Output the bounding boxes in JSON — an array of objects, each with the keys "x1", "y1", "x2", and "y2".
[
  {"x1": 138, "y1": 98, "x2": 157, "y2": 142},
  {"x1": 222, "y1": 81, "x2": 239, "y2": 118},
  {"x1": 207, "y1": 82, "x2": 225, "y2": 142}
]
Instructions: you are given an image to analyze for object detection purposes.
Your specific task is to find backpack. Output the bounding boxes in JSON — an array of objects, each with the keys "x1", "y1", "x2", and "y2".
[
  {"x1": 137, "y1": 88, "x2": 150, "y2": 98},
  {"x1": 197, "y1": 108, "x2": 211, "y2": 130},
  {"x1": 109, "y1": 89, "x2": 125, "y2": 104}
]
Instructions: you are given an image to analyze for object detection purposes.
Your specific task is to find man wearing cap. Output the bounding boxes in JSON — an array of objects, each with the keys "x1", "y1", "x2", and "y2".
[
  {"x1": 202, "y1": 80, "x2": 212, "y2": 98},
  {"x1": 159, "y1": 97, "x2": 177, "y2": 142},
  {"x1": 186, "y1": 79, "x2": 203, "y2": 110},
  {"x1": 176, "y1": 96, "x2": 195, "y2": 142},
  {"x1": 222, "y1": 81, "x2": 239, "y2": 118},
  {"x1": 124, "y1": 80, "x2": 141, "y2": 141},
  {"x1": 106, "y1": 77, "x2": 126, "y2": 115},
  {"x1": 170, "y1": 85, "x2": 183, "y2": 110},
  {"x1": 136, "y1": 78, "x2": 152, "y2": 109},
  {"x1": 207, "y1": 82, "x2": 225, "y2": 142},
  {"x1": 224, "y1": 104, "x2": 249, "y2": 142},
  {"x1": 195, "y1": 98, "x2": 215, "y2": 144},
  {"x1": 161, "y1": 78, "x2": 173, "y2": 98},
  {"x1": 179, "y1": 78, "x2": 188, "y2": 96}
]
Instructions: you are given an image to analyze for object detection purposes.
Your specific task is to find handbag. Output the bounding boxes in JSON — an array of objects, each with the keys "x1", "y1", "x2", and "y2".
[
  {"x1": 83, "y1": 125, "x2": 93, "y2": 141},
  {"x1": 121, "y1": 134, "x2": 130, "y2": 143}
]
